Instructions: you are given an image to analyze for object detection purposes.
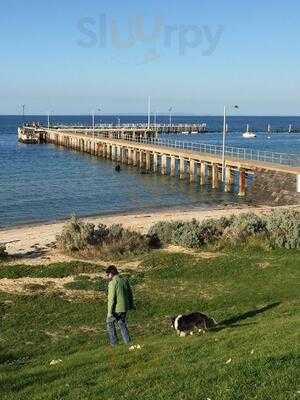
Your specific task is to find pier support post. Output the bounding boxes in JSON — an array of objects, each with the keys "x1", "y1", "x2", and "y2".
[
  {"x1": 189, "y1": 160, "x2": 195, "y2": 182},
  {"x1": 96, "y1": 143, "x2": 100, "y2": 157},
  {"x1": 153, "y1": 153, "x2": 158, "y2": 172},
  {"x1": 207, "y1": 164, "x2": 212, "y2": 179},
  {"x1": 117, "y1": 146, "x2": 121, "y2": 162},
  {"x1": 238, "y1": 168, "x2": 246, "y2": 197},
  {"x1": 146, "y1": 152, "x2": 151, "y2": 171},
  {"x1": 200, "y1": 162, "x2": 206, "y2": 186},
  {"x1": 111, "y1": 145, "x2": 116, "y2": 161},
  {"x1": 179, "y1": 158, "x2": 185, "y2": 179},
  {"x1": 161, "y1": 155, "x2": 167, "y2": 175},
  {"x1": 225, "y1": 166, "x2": 233, "y2": 192},
  {"x1": 121, "y1": 147, "x2": 127, "y2": 164},
  {"x1": 107, "y1": 144, "x2": 112, "y2": 160},
  {"x1": 103, "y1": 144, "x2": 107, "y2": 158},
  {"x1": 139, "y1": 151, "x2": 144, "y2": 169},
  {"x1": 170, "y1": 156, "x2": 176, "y2": 177},
  {"x1": 127, "y1": 148, "x2": 132, "y2": 165},
  {"x1": 132, "y1": 149, "x2": 137, "y2": 166},
  {"x1": 212, "y1": 164, "x2": 219, "y2": 189}
]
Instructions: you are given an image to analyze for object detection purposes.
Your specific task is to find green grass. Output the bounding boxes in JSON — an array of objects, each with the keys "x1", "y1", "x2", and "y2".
[
  {"x1": 0, "y1": 249, "x2": 299, "y2": 399},
  {"x1": 0, "y1": 261, "x2": 104, "y2": 279},
  {"x1": 63, "y1": 275, "x2": 107, "y2": 292}
]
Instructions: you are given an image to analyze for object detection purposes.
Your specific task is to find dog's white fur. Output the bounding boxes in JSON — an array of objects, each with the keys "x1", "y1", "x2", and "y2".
[{"x1": 174, "y1": 315, "x2": 182, "y2": 332}]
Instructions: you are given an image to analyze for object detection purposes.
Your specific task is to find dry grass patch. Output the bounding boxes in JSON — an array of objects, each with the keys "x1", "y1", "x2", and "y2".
[
  {"x1": 0, "y1": 275, "x2": 106, "y2": 300},
  {"x1": 164, "y1": 245, "x2": 221, "y2": 259},
  {"x1": 257, "y1": 261, "x2": 272, "y2": 269}
]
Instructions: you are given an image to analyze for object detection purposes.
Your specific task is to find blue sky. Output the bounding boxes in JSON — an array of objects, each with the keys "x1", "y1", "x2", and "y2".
[{"x1": 1, "y1": 0, "x2": 299, "y2": 115}]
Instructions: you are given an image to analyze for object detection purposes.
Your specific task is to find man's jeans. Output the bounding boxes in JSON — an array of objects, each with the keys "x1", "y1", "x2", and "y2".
[{"x1": 106, "y1": 312, "x2": 131, "y2": 346}]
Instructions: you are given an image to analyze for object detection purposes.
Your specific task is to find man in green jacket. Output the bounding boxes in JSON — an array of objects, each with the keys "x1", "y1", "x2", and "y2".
[{"x1": 106, "y1": 265, "x2": 134, "y2": 346}]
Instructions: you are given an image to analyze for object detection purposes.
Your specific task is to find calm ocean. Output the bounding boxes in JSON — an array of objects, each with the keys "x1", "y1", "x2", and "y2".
[{"x1": 1, "y1": 115, "x2": 300, "y2": 227}]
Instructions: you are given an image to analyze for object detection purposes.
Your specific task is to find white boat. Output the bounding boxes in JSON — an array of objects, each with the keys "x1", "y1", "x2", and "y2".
[
  {"x1": 242, "y1": 124, "x2": 256, "y2": 138},
  {"x1": 181, "y1": 131, "x2": 189, "y2": 134}
]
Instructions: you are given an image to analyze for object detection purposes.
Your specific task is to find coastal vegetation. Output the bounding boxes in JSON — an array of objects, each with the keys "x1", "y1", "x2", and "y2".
[
  {"x1": 55, "y1": 209, "x2": 300, "y2": 262},
  {"x1": 0, "y1": 248, "x2": 299, "y2": 399},
  {"x1": 56, "y1": 216, "x2": 156, "y2": 258},
  {"x1": 149, "y1": 208, "x2": 300, "y2": 250},
  {"x1": 0, "y1": 244, "x2": 7, "y2": 261}
]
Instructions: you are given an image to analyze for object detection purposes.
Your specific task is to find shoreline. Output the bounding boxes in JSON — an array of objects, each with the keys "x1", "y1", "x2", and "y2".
[
  {"x1": 1, "y1": 203, "x2": 299, "y2": 265},
  {"x1": 0, "y1": 201, "x2": 243, "y2": 232}
]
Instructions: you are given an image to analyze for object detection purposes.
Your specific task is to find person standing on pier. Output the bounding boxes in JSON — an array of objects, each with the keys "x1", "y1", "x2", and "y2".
[{"x1": 106, "y1": 265, "x2": 135, "y2": 347}]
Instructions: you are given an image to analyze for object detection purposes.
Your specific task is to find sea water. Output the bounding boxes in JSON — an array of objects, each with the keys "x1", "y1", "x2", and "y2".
[{"x1": 1, "y1": 115, "x2": 299, "y2": 227}]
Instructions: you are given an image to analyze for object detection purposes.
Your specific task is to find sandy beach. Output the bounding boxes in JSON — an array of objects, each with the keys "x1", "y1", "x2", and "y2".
[{"x1": 1, "y1": 203, "x2": 298, "y2": 265}]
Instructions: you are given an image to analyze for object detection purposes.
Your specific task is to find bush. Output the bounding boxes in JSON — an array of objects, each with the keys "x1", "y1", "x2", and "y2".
[
  {"x1": 58, "y1": 209, "x2": 300, "y2": 256},
  {"x1": 231, "y1": 213, "x2": 266, "y2": 235},
  {"x1": 101, "y1": 224, "x2": 153, "y2": 256},
  {"x1": 148, "y1": 210, "x2": 300, "y2": 251},
  {"x1": 148, "y1": 217, "x2": 233, "y2": 248},
  {"x1": 57, "y1": 217, "x2": 156, "y2": 257},
  {"x1": 56, "y1": 216, "x2": 95, "y2": 252},
  {"x1": 0, "y1": 244, "x2": 7, "y2": 260},
  {"x1": 219, "y1": 213, "x2": 267, "y2": 248},
  {"x1": 148, "y1": 221, "x2": 186, "y2": 244},
  {"x1": 265, "y1": 209, "x2": 300, "y2": 249}
]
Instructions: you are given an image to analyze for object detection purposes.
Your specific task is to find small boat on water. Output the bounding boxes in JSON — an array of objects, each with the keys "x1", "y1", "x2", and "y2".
[
  {"x1": 181, "y1": 131, "x2": 189, "y2": 134},
  {"x1": 242, "y1": 124, "x2": 256, "y2": 138}
]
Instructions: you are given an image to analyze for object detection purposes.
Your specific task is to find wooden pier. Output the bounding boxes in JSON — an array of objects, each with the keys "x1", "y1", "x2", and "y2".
[{"x1": 18, "y1": 126, "x2": 300, "y2": 201}]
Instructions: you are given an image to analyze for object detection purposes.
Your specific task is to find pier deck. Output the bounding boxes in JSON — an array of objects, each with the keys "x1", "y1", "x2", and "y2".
[{"x1": 18, "y1": 126, "x2": 300, "y2": 201}]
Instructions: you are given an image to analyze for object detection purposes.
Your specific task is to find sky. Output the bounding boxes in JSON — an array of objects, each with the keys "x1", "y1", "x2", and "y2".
[{"x1": 0, "y1": 0, "x2": 299, "y2": 115}]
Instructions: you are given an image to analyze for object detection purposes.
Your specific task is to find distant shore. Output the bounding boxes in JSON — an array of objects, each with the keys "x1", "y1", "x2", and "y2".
[{"x1": 1, "y1": 203, "x2": 299, "y2": 265}]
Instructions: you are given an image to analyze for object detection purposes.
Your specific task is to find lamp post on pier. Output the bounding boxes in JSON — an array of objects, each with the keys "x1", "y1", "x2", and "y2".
[
  {"x1": 221, "y1": 105, "x2": 239, "y2": 182},
  {"x1": 21, "y1": 104, "x2": 26, "y2": 125},
  {"x1": 47, "y1": 110, "x2": 53, "y2": 129},
  {"x1": 92, "y1": 108, "x2": 101, "y2": 138},
  {"x1": 168, "y1": 107, "x2": 173, "y2": 127},
  {"x1": 147, "y1": 96, "x2": 151, "y2": 129}
]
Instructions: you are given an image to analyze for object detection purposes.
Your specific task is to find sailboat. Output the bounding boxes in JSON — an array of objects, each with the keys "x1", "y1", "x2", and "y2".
[{"x1": 242, "y1": 124, "x2": 256, "y2": 138}]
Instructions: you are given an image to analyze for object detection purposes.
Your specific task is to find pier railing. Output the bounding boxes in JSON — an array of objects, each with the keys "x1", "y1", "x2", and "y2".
[{"x1": 121, "y1": 137, "x2": 300, "y2": 167}]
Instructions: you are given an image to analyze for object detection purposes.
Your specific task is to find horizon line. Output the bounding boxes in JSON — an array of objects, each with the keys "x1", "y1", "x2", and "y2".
[{"x1": 1, "y1": 113, "x2": 300, "y2": 118}]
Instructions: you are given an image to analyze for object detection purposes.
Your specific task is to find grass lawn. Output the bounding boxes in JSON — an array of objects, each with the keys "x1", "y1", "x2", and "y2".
[{"x1": 0, "y1": 248, "x2": 299, "y2": 399}]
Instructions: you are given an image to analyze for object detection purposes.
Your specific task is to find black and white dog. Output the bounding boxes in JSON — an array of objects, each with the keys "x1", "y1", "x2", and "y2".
[{"x1": 171, "y1": 312, "x2": 217, "y2": 336}]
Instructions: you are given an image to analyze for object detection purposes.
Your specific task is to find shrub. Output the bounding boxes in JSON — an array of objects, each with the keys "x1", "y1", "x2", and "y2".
[
  {"x1": 93, "y1": 223, "x2": 109, "y2": 244},
  {"x1": 219, "y1": 213, "x2": 267, "y2": 248},
  {"x1": 148, "y1": 221, "x2": 186, "y2": 244},
  {"x1": 57, "y1": 217, "x2": 156, "y2": 257},
  {"x1": 197, "y1": 217, "x2": 234, "y2": 246},
  {"x1": 231, "y1": 213, "x2": 266, "y2": 234},
  {"x1": 171, "y1": 220, "x2": 202, "y2": 248},
  {"x1": 102, "y1": 224, "x2": 153, "y2": 256},
  {"x1": 0, "y1": 244, "x2": 7, "y2": 260},
  {"x1": 148, "y1": 217, "x2": 234, "y2": 248},
  {"x1": 56, "y1": 216, "x2": 95, "y2": 252},
  {"x1": 265, "y1": 209, "x2": 300, "y2": 249},
  {"x1": 148, "y1": 211, "x2": 300, "y2": 251}
]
